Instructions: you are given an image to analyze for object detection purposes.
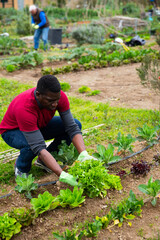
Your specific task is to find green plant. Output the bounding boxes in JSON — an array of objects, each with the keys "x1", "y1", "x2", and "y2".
[
  {"x1": 9, "y1": 207, "x2": 35, "y2": 226},
  {"x1": 84, "y1": 220, "x2": 102, "y2": 237},
  {"x1": 114, "y1": 132, "x2": 136, "y2": 154},
  {"x1": 51, "y1": 140, "x2": 79, "y2": 165},
  {"x1": 156, "y1": 34, "x2": 160, "y2": 46},
  {"x1": 136, "y1": 55, "x2": 160, "y2": 93},
  {"x1": 68, "y1": 159, "x2": 122, "y2": 198},
  {"x1": 136, "y1": 123, "x2": 159, "y2": 146},
  {"x1": 93, "y1": 144, "x2": 121, "y2": 165},
  {"x1": 87, "y1": 90, "x2": 101, "y2": 96},
  {"x1": 41, "y1": 66, "x2": 53, "y2": 75},
  {"x1": 53, "y1": 186, "x2": 85, "y2": 208},
  {"x1": 60, "y1": 82, "x2": 71, "y2": 92},
  {"x1": 138, "y1": 176, "x2": 160, "y2": 206},
  {"x1": 6, "y1": 64, "x2": 18, "y2": 72},
  {"x1": 78, "y1": 86, "x2": 91, "y2": 93},
  {"x1": 31, "y1": 191, "x2": 58, "y2": 217},
  {"x1": 53, "y1": 228, "x2": 84, "y2": 240},
  {"x1": 15, "y1": 174, "x2": 38, "y2": 199},
  {"x1": 72, "y1": 23, "x2": 105, "y2": 45},
  {"x1": 0, "y1": 212, "x2": 22, "y2": 240}
]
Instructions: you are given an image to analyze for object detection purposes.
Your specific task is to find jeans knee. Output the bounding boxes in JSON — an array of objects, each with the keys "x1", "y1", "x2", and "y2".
[{"x1": 75, "y1": 119, "x2": 82, "y2": 130}]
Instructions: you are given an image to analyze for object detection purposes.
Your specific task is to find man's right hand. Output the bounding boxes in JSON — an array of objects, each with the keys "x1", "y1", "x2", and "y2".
[
  {"x1": 31, "y1": 23, "x2": 35, "y2": 27},
  {"x1": 59, "y1": 171, "x2": 79, "y2": 186}
]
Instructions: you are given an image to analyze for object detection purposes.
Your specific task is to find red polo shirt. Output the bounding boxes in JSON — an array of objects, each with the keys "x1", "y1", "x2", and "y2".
[{"x1": 0, "y1": 87, "x2": 69, "y2": 134}]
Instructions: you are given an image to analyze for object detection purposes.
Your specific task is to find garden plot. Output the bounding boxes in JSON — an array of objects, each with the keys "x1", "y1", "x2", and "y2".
[
  {"x1": 0, "y1": 40, "x2": 160, "y2": 240},
  {"x1": 0, "y1": 142, "x2": 160, "y2": 240}
]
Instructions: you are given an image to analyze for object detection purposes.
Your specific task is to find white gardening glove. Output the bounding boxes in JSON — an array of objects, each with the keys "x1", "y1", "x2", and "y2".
[
  {"x1": 59, "y1": 171, "x2": 79, "y2": 186},
  {"x1": 77, "y1": 150, "x2": 97, "y2": 162},
  {"x1": 34, "y1": 25, "x2": 39, "y2": 29},
  {"x1": 31, "y1": 23, "x2": 35, "y2": 27}
]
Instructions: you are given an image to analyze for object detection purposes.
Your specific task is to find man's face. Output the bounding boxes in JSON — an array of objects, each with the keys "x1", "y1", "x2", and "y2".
[
  {"x1": 36, "y1": 91, "x2": 61, "y2": 111},
  {"x1": 30, "y1": 9, "x2": 37, "y2": 15}
]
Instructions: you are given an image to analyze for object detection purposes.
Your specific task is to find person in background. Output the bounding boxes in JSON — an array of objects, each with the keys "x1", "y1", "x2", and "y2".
[
  {"x1": 29, "y1": 4, "x2": 50, "y2": 50},
  {"x1": 149, "y1": 0, "x2": 157, "y2": 8},
  {"x1": 0, "y1": 75, "x2": 95, "y2": 186}
]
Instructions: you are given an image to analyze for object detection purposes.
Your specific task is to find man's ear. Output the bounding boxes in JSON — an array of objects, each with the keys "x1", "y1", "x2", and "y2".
[{"x1": 36, "y1": 91, "x2": 40, "y2": 97}]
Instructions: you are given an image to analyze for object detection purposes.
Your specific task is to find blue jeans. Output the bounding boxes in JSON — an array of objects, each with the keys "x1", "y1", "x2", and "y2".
[
  {"x1": 34, "y1": 27, "x2": 49, "y2": 50},
  {"x1": 2, "y1": 117, "x2": 82, "y2": 173}
]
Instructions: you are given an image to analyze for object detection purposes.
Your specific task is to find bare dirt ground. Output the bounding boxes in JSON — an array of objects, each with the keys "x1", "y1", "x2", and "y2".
[
  {"x1": 0, "y1": 61, "x2": 159, "y2": 110},
  {"x1": 0, "y1": 59, "x2": 160, "y2": 239}
]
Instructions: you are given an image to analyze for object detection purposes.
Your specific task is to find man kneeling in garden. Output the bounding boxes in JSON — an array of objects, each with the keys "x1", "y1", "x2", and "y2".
[{"x1": 0, "y1": 75, "x2": 94, "y2": 186}]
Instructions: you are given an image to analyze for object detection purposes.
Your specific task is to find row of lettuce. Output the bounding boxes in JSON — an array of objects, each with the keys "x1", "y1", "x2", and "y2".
[
  {"x1": 0, "y1": 39, "x2": 159, "y2": 73},
  {"x1": 1, "y1": 158, "x2": 160, "y2": 239}
]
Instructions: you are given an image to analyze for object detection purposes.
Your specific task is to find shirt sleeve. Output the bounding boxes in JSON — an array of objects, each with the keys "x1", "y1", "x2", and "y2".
[
  {"x1": 38, "y1": 11, "x2": 47, "y2": 28},
  {"x1": 22, "y1": 130, "x2": 46, "y2": 155},
  {"x1": 31, "y1": 16, "x2": 35, "y2": 24},
  {"x1": 59, "y1": 109, "x2": 82, "y2": 140}
]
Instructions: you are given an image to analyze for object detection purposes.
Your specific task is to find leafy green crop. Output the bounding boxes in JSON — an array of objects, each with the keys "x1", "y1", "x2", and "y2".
[
  {"x1": 78, "y1": 86, "x2": 91, "y2": 93},
  {"x1": 68, "y1": 159, "x2": 122, "y2": 198},
  {"x1": 51, "y1": 140, "x2": 79, "y2": 165},
  {"x1": 53, "y1": 186, "x2": 85, "y2": 208},
  {"x1": 138, "y1": 176, "x2": 160, "y2": 206},
  {"x1": 96, "y1": 190, "x2": 143, "y2": 228},
  {"x1": 15, "y1": 174, "x2": 38, "y2": 199},
  {"x1": 87, "y1": 90, "x2": 101, "y2": 96},
  {"x1": 114, "y1": 132, "x2": 136, "y2": 154},
  {"x1": 84, "y1": 220, "x2": 102, "y2": 237},
  {"x1": 109, "y1": 190, "x2": 143, "y2": 224},
  {"x1": 53, "y1": 229, "x2": 84, "y2": 240},
  {"x1": 136, "y1": 123, "x2": 159, "y2": 146},
  {"x1": 0, "y1": 212, "x2": 22, "y2": 240},
  {"x1": 93, "y1": 144, "x2": 121, "y2": 164},
  {"x1": 31, "y1": 191, "x2": 58, "y2": 217},
  {"x1": 60, "y1": 82, "x2": 71, "y2": 92},
  {"x1": 9, "y1": 207, "x2": 35, "y2": 227}
]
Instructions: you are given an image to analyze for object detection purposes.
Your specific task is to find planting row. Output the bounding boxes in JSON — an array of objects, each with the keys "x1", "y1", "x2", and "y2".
[
  {"x1": 1, "y1": 167, "x2": 160, "y2": 240},
  {"x1": 41, "y1": 48, "x2": 159, "y2": 75}
]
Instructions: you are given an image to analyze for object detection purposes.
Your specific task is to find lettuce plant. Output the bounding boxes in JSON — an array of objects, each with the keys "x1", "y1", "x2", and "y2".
[
  {"x1": 68, "y1": 159, "x2": 122, "y2": 198},
  {"x1": 9, "y1": 207, "x2": 35, "y2": 227},
  {"x1": 114, "y1": 132, "x2": 136, "y2": 154},
  {"x1": 138, "y1": 176, "x2": 160, "y2": 206},
  {"x1": 15, "y1": 174, "x2": 38, "y2": 199},
  {"x1": 31, "y1": 191, "x2": 59, "y2": 217},
  {"x1": 136, "y1": 123, "x2": 159, "y2": 146},
  {"x1": 93, "y1": 143, "x2": 121, "y2": 165},
  {"x1": 53, "y1": 186, "x2": 85, "y2": 208},
  {"x1": 51, "y1": 140, "x2": 79, "y2": 166},
  {"x1": 0, "y1": 212, "x2": 22, "y2": 240},
  {"x1": 130, "y1": 160, "x2": 150, "y2": 176}
]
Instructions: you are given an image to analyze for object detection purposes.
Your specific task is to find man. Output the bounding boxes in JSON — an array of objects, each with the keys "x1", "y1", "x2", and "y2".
[
  {"x1": 0, "y1": 75, "x2": 94, "y2": 186},
  {"x1": 29, "y1": 5, "x2": 50, "y2": 50}
]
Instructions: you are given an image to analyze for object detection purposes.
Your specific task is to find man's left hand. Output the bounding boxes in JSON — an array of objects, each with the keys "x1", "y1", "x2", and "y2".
[
  {"x1": 34, "y1": 25, "x2": 39, "y2": 29},
  {"x1": 77, "y1": 150, "x2": 97, "y2": 162}
]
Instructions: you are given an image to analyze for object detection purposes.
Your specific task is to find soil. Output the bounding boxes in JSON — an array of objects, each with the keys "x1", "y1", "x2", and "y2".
[
  {"x1": 0, "y1": 50, "x2": 160, "y2": 240},
  {"x1": 0, "y1": 61, "x2": 159, "y2": 110}
]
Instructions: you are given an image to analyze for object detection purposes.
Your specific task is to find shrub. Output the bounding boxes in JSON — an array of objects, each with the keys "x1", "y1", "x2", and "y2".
[{"x1": 72, "y1": 23, "x2": 105, "y2": 45}]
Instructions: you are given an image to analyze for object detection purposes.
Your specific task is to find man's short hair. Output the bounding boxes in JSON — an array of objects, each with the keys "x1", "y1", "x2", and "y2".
[
  {"x1": 29, "y1": 5, "x2": 37, "y2": 12},
  {"x1": 37, "y1": 75, "x2": 61, "y2": 94}
]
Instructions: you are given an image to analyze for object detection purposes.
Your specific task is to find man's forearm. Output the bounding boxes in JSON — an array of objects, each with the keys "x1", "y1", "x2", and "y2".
[
  {"x1": 39, "y1": 149, "x2": 62, "y2": 176},
  {"x1": 72, "y1": 134, "x2": 85, "y2": 153}
]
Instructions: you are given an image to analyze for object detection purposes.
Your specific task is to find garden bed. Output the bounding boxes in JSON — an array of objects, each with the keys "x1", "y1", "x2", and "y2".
[{"x1": 0, "y1": 142, "x2": 160, "y2": 240}]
